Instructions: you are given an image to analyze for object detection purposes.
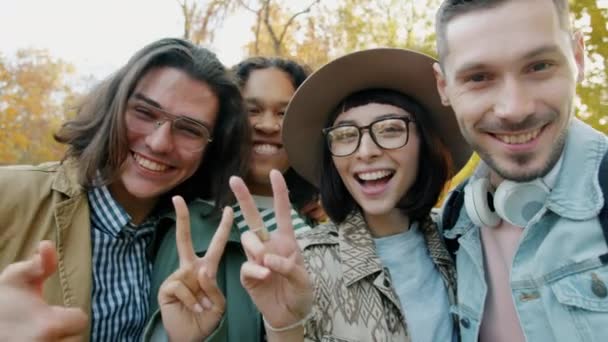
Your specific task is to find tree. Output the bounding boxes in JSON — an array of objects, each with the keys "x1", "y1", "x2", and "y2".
[
  {"x1": 571, "y1": 0, "x2": 608, "y2": 134},
  {"x1": 177, "y1": 0, "x2": 237, "y2": 45},
  {"x1": 0, "y1": 49, "x2": 76, "y2": 164},
  {"x1": 241, "y1": 0, "x2": 320, "y2": 56}
]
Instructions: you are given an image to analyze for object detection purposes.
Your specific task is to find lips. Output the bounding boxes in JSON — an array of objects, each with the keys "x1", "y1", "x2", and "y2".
[
  {"x1": 356, "y1": 170, "x2": 394, "y2": 181},
  {"x1": 253, "y1": 143, "x2": 281, "y2": 155},
  {"x1": 494, "y1": 127, "x2": 542, "y2": 145},
  {"x1": 133, "y1": 152, "x2": 169, "y2": 172}
]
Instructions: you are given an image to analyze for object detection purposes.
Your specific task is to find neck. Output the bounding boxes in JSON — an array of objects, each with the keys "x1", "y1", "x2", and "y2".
[
  {"x1": 108, "y1": 183, "x2": 158, "y2": 226},
  {"x1": 245, "y1": 176, "x2": 273, "y2": 196},
  {"x1": 364, "y1": 209, "x2": 410, "y2": 238},
  {"x1": 489, "y1": 171, "x2": 504, "y2": 188}
]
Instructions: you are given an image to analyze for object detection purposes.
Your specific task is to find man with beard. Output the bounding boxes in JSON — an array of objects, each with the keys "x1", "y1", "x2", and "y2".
[{"x1": 433, "y1": 0, "x2": 608, "y2": 341}]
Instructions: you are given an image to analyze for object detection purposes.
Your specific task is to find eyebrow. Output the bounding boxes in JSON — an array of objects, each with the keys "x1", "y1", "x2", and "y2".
[
  {"x1": 454, "y1": 44, "x2": 563, "y2": 76},
  {"x1": 130, "y1": 92, "x2": 209, "y2": 127},
  {"x1": 244, "y1": 97, "x2": 289, "y2": 108},
  {"x1": 334, "y1": 113, "x2": 411, "y2": 125},
  {"x1": 132, "y1": 93, "x2": 163, "y2": 109}
]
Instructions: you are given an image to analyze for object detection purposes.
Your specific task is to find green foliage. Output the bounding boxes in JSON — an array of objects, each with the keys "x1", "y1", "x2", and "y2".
[{"x1": 571, "y1": 0, "x2": 607, "y2": 134}]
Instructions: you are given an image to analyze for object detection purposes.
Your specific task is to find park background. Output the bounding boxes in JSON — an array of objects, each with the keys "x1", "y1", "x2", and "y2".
[{"x1": 0, "y1": 0, "x2": 606, "y2": 185}]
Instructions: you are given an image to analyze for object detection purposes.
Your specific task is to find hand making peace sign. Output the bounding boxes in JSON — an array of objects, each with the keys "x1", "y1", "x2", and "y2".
[
  {"x1": 230, "y1": 169, "x2": 313, "y2": 337},
  {"x1": 157, "y1": 196, "x2": 234, "y2": 341}
]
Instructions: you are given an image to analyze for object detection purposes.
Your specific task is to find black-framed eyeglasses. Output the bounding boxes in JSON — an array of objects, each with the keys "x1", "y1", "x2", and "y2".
[
  {"x1": 125, "y1": 100, "x2": 213, "y2": 152},
  {"x1": 322, "y1": 116, "x2": 415, "y2": 157}
]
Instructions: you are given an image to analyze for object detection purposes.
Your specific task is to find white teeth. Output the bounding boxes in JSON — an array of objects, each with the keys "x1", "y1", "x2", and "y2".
[
  {"x1": 133, "y1": 153, "x2": 168, "y2": 172},
  {"x1": 254, "y1": 144, "x2": 279, "y2": 155},
  {"x1": 496, "y1": 128, "x2": 541, "y2": 144},
  {"x1": 357, "y1": 170, "x2": 393, "y2": 181}
]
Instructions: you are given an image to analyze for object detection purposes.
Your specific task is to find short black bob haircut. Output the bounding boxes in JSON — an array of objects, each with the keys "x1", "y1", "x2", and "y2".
[{"x1": 319, "y1": 88, "x2": 454, "y2": 224}]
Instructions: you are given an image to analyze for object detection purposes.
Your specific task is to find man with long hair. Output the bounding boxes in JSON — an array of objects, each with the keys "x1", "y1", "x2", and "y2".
[{"x1": 0, "y1": 38, "x2": 249, "y2": 341}]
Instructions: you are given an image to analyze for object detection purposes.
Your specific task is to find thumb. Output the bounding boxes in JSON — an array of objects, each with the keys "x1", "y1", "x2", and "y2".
[
  {"x1": 36, "y1": 241, "x2": 58, "y2": 282},
  {"x1": 44, "y1": 306, "x2": 88, "y2": 339},
  {"x1": 0, "y1": 241, "x2": 58, "y2": 290}
]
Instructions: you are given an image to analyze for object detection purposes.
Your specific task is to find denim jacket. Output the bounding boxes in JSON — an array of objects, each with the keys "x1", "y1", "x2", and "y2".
[{"x1": 444, "y1": 119, "x2": 608, "y2": 342}]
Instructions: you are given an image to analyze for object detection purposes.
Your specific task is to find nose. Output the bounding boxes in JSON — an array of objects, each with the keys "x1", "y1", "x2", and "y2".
[
  {"x1": 253, "y1": 111, "x2": 281, "y2": 134},
  {"x1": 355, "y1": 130, "x2": 381, "y2": 161},
  {"x1": 145, "y1": 121, "x2": 175, "y2": 153},
  {"x1": 494, "y1": 77, "x2": 535, "y2": 123}
]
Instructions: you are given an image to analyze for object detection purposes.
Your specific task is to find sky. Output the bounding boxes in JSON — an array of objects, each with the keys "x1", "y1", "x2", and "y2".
[
  {"x1": 1, "y1": 0, "x2": 606, "y2": 81},
  {"x1": 0, "y1": 0, "x2": 255, "y2": 79}
]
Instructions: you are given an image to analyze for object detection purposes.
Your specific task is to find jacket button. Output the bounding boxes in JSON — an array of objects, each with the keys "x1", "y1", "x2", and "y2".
[
  {"x1": 460, "y1": 317, "x2": 471, "y2": 329},
  {"x1": 591, "y1": 273, "x2": 608, "y2": 298}
]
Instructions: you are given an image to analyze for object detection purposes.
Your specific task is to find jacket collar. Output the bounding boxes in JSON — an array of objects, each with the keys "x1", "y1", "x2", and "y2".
[
  {"x1": 546, "y1": 118, "x2": 608, "y2": 220},
  {"x1": 337, "y1": 211, "x2": 384, "y2": 286},
  {"x1": 51, "y1": 159, "x2": 84, "y2": 198},
  {"x1": 444, "y1": 118, "x2": 608, "y2": 239}
]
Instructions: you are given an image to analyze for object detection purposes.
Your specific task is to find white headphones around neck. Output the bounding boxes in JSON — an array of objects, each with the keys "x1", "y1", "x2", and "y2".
[{"x1": 464, "y1": 178, "x2": 550, "y2": 228}]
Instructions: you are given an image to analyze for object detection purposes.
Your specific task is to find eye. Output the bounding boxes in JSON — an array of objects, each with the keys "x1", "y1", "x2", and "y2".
[
  {"x1": 133, "y1": 106, "x2": 156, "y2": 121},
  {"x1": 330, "y1": 127, "x2": 358, "y2": 142},
  {"x1": 248, "y1": 107, "x2": 261, "y2": 115},
  {"x1": 466, "y1": 73, "x2": 490, "y2": 83},
  {"x1": 374, "y1": 120, "x2": 407, "y2": 136},
  {"x1": 528, "y1": 61, "x2": 553, "y2": 73},
  {"x1": 174, "y1": 120, "x2": 209, "y2": 139}
]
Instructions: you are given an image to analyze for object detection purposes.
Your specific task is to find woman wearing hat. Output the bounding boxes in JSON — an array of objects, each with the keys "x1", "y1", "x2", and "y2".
[{"x1": 234, "y1": 48, "x2": 472, "y2": 341}]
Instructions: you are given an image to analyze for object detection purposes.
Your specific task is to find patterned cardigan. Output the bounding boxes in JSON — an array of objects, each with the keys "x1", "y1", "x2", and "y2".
[{"x1": 296, "y1": 211, "x2": 457, "y2": 342}]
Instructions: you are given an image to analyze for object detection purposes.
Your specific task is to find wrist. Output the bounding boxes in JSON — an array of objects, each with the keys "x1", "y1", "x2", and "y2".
[
  {"x1": 262, "y1": 312, "x2": 312, "y2": 333},
  {"x1": 265, "y1": 325, "x2": 304, "y2": 342}
]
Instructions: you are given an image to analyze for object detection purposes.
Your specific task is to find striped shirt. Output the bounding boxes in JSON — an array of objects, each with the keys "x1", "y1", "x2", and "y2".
[
  {"x1": 88, "y1": 185, "x2": 156, "y2": 341},
  {"x1": 233, "y1": 195, "x2": 311, "y2": 235}
]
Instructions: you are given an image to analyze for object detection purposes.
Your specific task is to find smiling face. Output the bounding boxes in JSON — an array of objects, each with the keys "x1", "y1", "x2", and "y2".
[
  {"x1": 110, "y1": 66, "x2": 219, "y2": 215},
  {"x1": 243, "y1": 67, "x2": 295, "y2": 195},
  {"x1": 331, "y1": 103, "x2": 420, "y2": 221},
  {"x1": 434, "y1": 0, "x2": 584, "y2": 182}
]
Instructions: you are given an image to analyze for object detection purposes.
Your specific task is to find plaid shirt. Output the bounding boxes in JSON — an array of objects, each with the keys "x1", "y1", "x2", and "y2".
[{"x1": 88, "y1": 185, "x2": 156, "y2": 341}]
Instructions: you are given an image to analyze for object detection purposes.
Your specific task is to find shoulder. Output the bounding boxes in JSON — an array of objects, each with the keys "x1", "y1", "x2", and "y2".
[
  {"x1": 296, "y1": 221, "x2": 339, "y2": 250},
  {"x1": 0, "y1": 161, "x2": 61, "y2": 186},
  {"x1": 0, "y1": 161, "x2": 72, "y2": 214}
]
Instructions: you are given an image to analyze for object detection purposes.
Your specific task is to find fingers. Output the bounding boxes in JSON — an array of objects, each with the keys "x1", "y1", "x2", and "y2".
[
  {"x1": 263, "y1": 253, "x2": 309, "y2": 287},
  {"x1": 229, "y1": 176, "x2": 267, "y2": 237},
  {"x1": 269, "y1": 170, "x2": 296, "y2": 237},
  {"x1": 204, "y1": 207, "x2": 233, "y2": 278},
  {"x1": 197, "y1": 267, "x2": 225, "y2": 314},
  {"x1": 240, "y1": 261, "x2": 271, "y2": 284},
  {"x1": 0, "y1": 241, "x2": 57, "y2": 288},
  {"x1": 173, "y1": 196, "x2": 196, "y2": 265},
  {"x1": 36, "y1": 241, "x2": 58, "y2": 281},
  {"x1": 43, "y1": 306, "x2": 88, "y2": 339},
  {"x1": 240, "y1": 230, "x2": 267, "y2": 262},
  {"x1": 159, "y1": 279, "x2": 203, "y2": 313}
]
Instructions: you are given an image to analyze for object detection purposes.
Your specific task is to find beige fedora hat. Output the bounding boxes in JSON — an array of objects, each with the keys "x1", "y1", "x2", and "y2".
[{"x1": 283, "y1": 48, "x2": 471, "y2": 186}]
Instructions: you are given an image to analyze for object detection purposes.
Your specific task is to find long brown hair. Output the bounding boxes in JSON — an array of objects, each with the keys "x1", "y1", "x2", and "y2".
[{"x1": 55, "y1": 38, "x2": 250, "y2": 210}]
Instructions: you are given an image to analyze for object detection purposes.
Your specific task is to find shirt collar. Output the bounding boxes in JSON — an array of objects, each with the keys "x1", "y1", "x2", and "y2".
[{"x1": 88, "y1": 185, "x2": 157, "y2": 238}]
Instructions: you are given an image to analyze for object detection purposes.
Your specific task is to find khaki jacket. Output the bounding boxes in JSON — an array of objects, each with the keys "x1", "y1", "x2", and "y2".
[
  {"x1": 0, "y1": 161, "x2": 92, "y2": 340},
  {"x1": 298, "y1": 212, "x2": 457, "y2": 342}
]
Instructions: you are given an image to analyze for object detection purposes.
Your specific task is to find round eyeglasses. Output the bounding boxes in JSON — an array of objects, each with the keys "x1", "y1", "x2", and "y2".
[{"x1": 322, "y1": 116, "x2": 415, "y2": 157}]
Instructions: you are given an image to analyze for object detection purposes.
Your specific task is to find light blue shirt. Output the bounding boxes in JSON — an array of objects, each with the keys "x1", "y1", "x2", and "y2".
[{"x1": 374, "y1": 222, "x2": 454, "y2": 342}]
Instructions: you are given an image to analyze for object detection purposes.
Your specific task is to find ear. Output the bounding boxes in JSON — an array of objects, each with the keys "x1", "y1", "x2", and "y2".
[
  {"x1": 433, "y1": 62, "x2": 450, "y2": 106},
  {"x1": 571, "y1": 30, "x2": 585, "y2": 83}
]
